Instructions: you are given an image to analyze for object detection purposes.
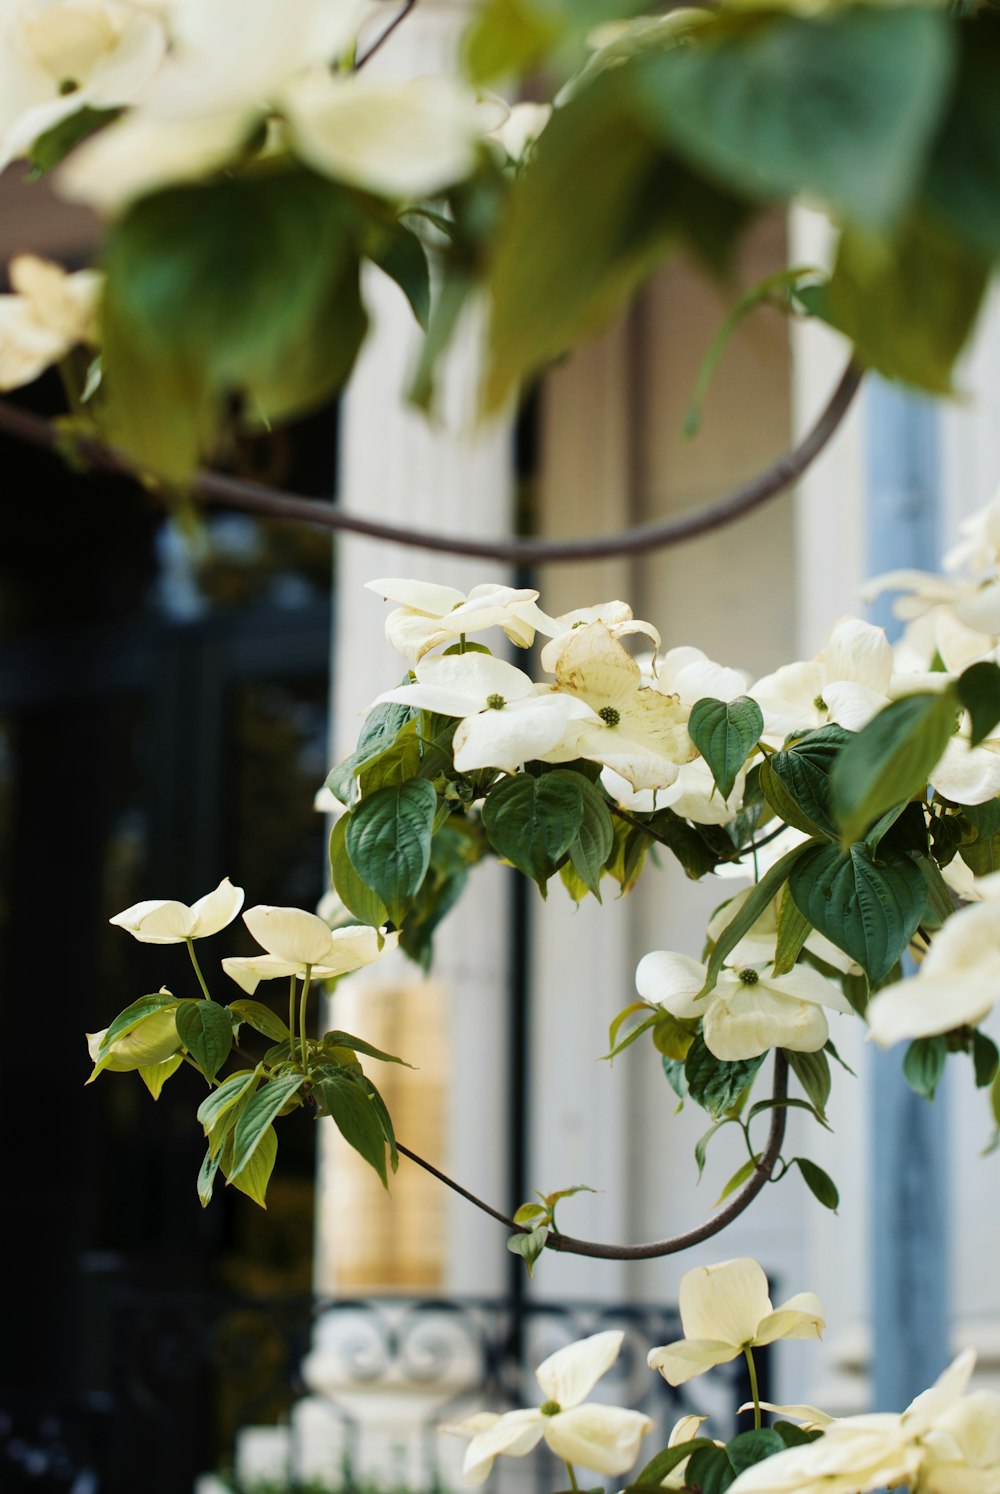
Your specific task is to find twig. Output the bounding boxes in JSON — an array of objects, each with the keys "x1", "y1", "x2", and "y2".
[
  {"x1": 396, "y1": 1051, "x2": 789, "y2": 1260},
  {"x1": 355, "y1": 0, "x2": 418, "y2": 69},
  {"x1": 0, "y1": 363, "x2": 861, "y2": 566}
]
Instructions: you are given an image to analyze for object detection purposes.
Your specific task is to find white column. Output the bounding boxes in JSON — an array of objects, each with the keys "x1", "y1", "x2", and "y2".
[{"x1": 301, "y1": 5, "x2": 518, "y2": 1484}]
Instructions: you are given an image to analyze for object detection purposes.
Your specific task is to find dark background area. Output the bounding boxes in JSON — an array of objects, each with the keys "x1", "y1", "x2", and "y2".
[{"x1": 0, "y1": 375, "x2": 338, "y2": 1489}]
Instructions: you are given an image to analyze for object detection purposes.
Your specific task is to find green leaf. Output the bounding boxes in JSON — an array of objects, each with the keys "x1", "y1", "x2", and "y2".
[
  {"x1": 802, "y1": 216, "x2": 989, "y2": 395},
  {"x1": 633, "y1": 1440, "x2": 720, "y2": 1488},
  {"x1": 694, "y1": 1118, "x2": 733, "y2": 1180},
  {"x1": 956, "y1": 661, "x2": 1000, "y2": 747},
  {"x1": 567, "y1": 776, "x2": 614, "y2": 897},
  {"x1": 702, "y1": 840, "x2": 813, "y2": 995},
  {"x1": 685, "y1": 1443, "x2": 738, "y2": 1494},
  {"x1": 923, "y1": 14, "x2": 1000, "y2": 260},
  {"x1": 229, "y1": 1073, "x2": 304, "y2": 1181},
  {"x1": 794, "y1": 1157, "x2": 840, "y2": 1212},
  {"x1": 760, "y1": 725, "x2": 850, "y2": 841},
  {"x1": 772, "y1": 1422, "x2": 823, "y2": 1449},
  {"x1": 973, "y1": 1031, "x2": 1000, "y2": 1089},
  {"x1": 175, "y1": 1000, "x2": 233, "y2": 1084},
  {"x1": 101, "y1": 169, "x2": 368, "y2": 478},
  {"x1": 726, "y1": 1429, "x2": 787, "y2": 1475},
  {"x1": 464, "y1": 0, "x2": 646, "y2": 85},
  {"x1": 321, "y1": 1031, "x2": 412, "y2": 1066},
  {"x1": 100, "y1": 991, "x2": 178, "y2": 1051},
  {"x1": 319, "y1": 1072, "x2": 392, "y2": 1186},
  {"x1": 651, "y1": 1011, "x2": 695, "y2": 1062},
  {"x1": 197, "y1": 1146, "x2": 222, "y2": 1208},
  {"x1": 646, "y1": 807, "x2": 730, "y2": 880},
  {"x1": 358, "y1": 722, "x2": 423, "y2": 796},
  {"x1": 345, "y1": 779, "x2": 437, "y2": 924},
  {"x1": 88, "y1": 1005, "x2": 180, "y2": 1080},
  {"x1": 903, "y1": 1035, "x2": 948, "y2": 1099},
  {"x1": 329, "y1": 814, "x2": 390, "y2": 927},
  {"x1": 787, "y1": 1049, "x2": 831, "y2": 1121},
  {"x1": 635, "y1": 5, "x2": 954, "y2": 230},
  {"x1": 28, "y1": 105, "x2": 119, "y2": 176},
  {"x1": 687, "y1": 696, "x2": 763, "y2": 801},
  {"x1": 484, "y1": 65, "x2": 749, "y2": 411},
  {"x1": 326, "y1": 701, "x2": 413, "y2": 804},
  {"x1": 685, "y1": 1036, "x2": 766, "y2": 1120},
  {"x1": 224, "y1": 1123, "x2": 277, "y2": 1209},
  {"x1": 789, "y1": 842, "x2": 927, "y2": 985},
  {"x1": 507, "y1": 1224, "x2": 549, "y2": 1277},
  {"x1": 662, "y1": 1056, "x2": 688, "y2": 1103},
  {"x1": 196, "y1": 1069, "x2": 260, "y2": 1136},
  {"x1": 482, "y1": 771, "x2": 585, "y2": 890},
  {"x1": 368, "y1": 216, "x2": 430, "y2": 329},
  {"x1": 137, "y1": 1053, "x2": 184, "y2": 1101},
  {"x1": 228, "y1": 1000, "x2": 290, "y2": 1044},
  {"x1": 773, "y1": 885, "x2": 811, "y2": 977},
  {"x1": 713, "y1": 1154, "x2": 761, "y2": 1208}
]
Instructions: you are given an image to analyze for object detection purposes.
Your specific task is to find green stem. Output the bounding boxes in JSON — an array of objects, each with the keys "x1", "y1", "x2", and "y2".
[
  {"x1": 744, "y1": 1345, "x2": 761, "y2": 1430},
  {"x1": 186, "y1": 939, "x2": 213, "y2": 1002},
  {"x1": 564, "y1": 1463, "x2": 579, "y2": 1492},
  {"x1": 288, "y1": 976, "x2": 297, "y2": 1054},
  {"x1": 299, "y1": 967, "x2": 313, "y2": 1071}
]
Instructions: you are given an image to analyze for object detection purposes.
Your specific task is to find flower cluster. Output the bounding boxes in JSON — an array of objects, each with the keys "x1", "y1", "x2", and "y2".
[{"x1": 446, "y1": 1256, "x2": 1000, "y2": 1494}]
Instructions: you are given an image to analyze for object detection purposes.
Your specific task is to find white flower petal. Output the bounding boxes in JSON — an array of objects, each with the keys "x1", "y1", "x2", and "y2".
[
  {"x1": 754, "y1": 1293, "x2": 825, "y2": 1346},
  {"x1": 678, "y1": 1258, "x2": 773, "y2": 1349},
  {"x1": 366, "y1": 578, "x2": 466, "y2": 614},
  {"x1": 702, "y1": 982, "x2": 828, "y2": 1061},
  {"x1": 867, "y1": 974, "x2": 997, "y2": 1047},
  {"x1": 635, "y1": 950, "x2": 706, "y2": 1020},
  {"x1": 242, "y1": 905, "x2": 335, "y2": 964},
  {"x1": 824, "y1": 618, "x2": 893, "y2": 695},
  {"x1": 110, "y1": 897, "x2": 195, "y2": 942},
  {"x1": 543, "y1": 1405, "x2": 653, "y2": 1476},
  {"x1": 648, "y1": 1337, "x2": 740, "y2": 1386},
  {"x1": 535, "y1": 1330, "x2": 623, "y2": 1409},
  {"x1": 461, "y1": 1410, "x2": 545, "y2": 1485},
  {"x1": 221, "y1": 953, "x2": 302, "y2": 995},
  {"x1": 452, "y1": 694, "x2": 591, "y2": 774},
  {"x1": 189, "y1": 877, "x2": 245, "y2": 938}
]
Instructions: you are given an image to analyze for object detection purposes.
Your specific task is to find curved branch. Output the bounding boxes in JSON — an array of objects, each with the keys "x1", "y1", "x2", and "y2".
[
  {"x1": 355, "y1": 0, "x2": 418, "y2": 69},
  {"x1": 396, "y1": 1050, "x2": 789, "y2": 1261},
  {"x1": 0, "y1": 363, "x2": 861, "y2": 566}
]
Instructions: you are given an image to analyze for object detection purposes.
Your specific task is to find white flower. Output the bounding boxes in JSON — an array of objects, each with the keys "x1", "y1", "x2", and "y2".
[
  {"x1": 727, "y1": 1350, "x2": 978, "y2": 1494},
  {"x1": 86, "y1": 1002, "x2": 180, "y2": 1073},
  {"x1": 110, "y1": 876, "x2": 244, "y2": 943},
  {"x1": 922, "y1": 1388, "x2": 1000, "y2": 1493},
  {"x1": 487, "y1": 99, "x2": 551, "y2": 165},
  {"x1": 451, "y1": 1331, "x2": 653, "y2": 1484},
  {"x1": 0, "y1": 0, "x2": 167, "y2": 171},
  {"x1": 648, "y1": 1258, "x2": 824, "y2": 1386},
  {"x1": 864, "y1": 570, "x2": 1000, "y2": 637},
  {"x1": 366, "y1": 578, "x2": 548, "y2": 664},
  {"x1": 867, "y1": 894, "x2": 1000, "y2": 1046},
  {"x1": 284, "y1": 72, "x2": 484, "y2": 199},
  {"x1": 705, "y1": 884, "x2": 860, "y2": 975},
  {"x1": 0, "y1": 254, "x2": 101, "y2": 390},
  {"x1": 369, "y1": 651, "x2": 595, "y2": 774},
  {"x1": 636, "y1": 947, "x2": 851, "y2": 1062},
  {"x1": 535, "y1": 600, "x2": 661, "y2": 675},
  {"x1": 750, "y1": 618, "x2": 893, "y2": 739},
  {"x1": 546, "y1": 622, "x2": 695, "y2": 790},
  {"x1": 656, "y1": 644, "x2": 749, "y2": 707},
  {"x1": 944, "y1": 489, "x2": 1000, "y2": 576},
  {"x1": 222, "y1": 905, "x2": 397, "y2": 993}
]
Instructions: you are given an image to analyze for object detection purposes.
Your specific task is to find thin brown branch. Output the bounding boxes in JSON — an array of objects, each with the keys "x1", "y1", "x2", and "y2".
[
  {"x1": 0, "y1": 362, "x2": 861, "y2": 566},
  {"x1": 396, "y1": 1051, "x2": 789, "y2": 1261},
  {"x1": 355, "y1": 0, "x2": 418, "y2": 69}
]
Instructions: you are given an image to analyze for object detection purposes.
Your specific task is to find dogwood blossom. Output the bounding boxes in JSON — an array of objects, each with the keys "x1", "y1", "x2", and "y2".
[
  {"x1": 648, "y1": 1258, "x2": 824, "y2": 1386},
  {"x1": 369, "y1": 651, "x2": 596, "y2": 774},
  {"x1": 451, "y1": 1330, "x2": 653, "y2": 1484},
  {"x1": 536, "y1": 600, "x2": 661, "y2": 674},
  {"x1": 726, "y1": 1350, "x2": 978, "y2": 1494},
  {"x1": 367, "y1": 579, "x2": 547, "y2": 664},
  {"x1": 546, "y1": 622, "x2": 695, "y2": 790},
  {"x1": 222, "y1": 905, "x2": 397, "y2": 993},
  {"x1": 0, "y1": 255, "x2": 101, "y2": 391},
  {"x1": 110, "y1": 877, "x2": 244, "y2": 943},
  {"x1": 86, "y1": 1003, "x2": 179, "y2": 1073},
  {"x1": 0, "y1": 0, "x2": 167, "y2": 171},
  {"x1": 750, "y1": 618, "x2": 893, "y2": 739},
  {"x1": 636, "y1": 948, "x2": 851, "y2": 1062}
]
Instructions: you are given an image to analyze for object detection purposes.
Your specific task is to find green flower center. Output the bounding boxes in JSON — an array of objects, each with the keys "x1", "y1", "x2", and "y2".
[
  {"x1": 739, "y1": 968, "x2": 760, "y2": 986},
  {"x1": 813, "y1": 695, "x2": 828, "y2": 712},
  {"x1": 539, "y1": 1401, "x2": 561, "y2": 1417},
  {"x1": 599, "y1": 705, "x2": 621, "y2": 727},
  {"x1": 486, "y1": 693, "x2": 506, "y2": 710}
]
